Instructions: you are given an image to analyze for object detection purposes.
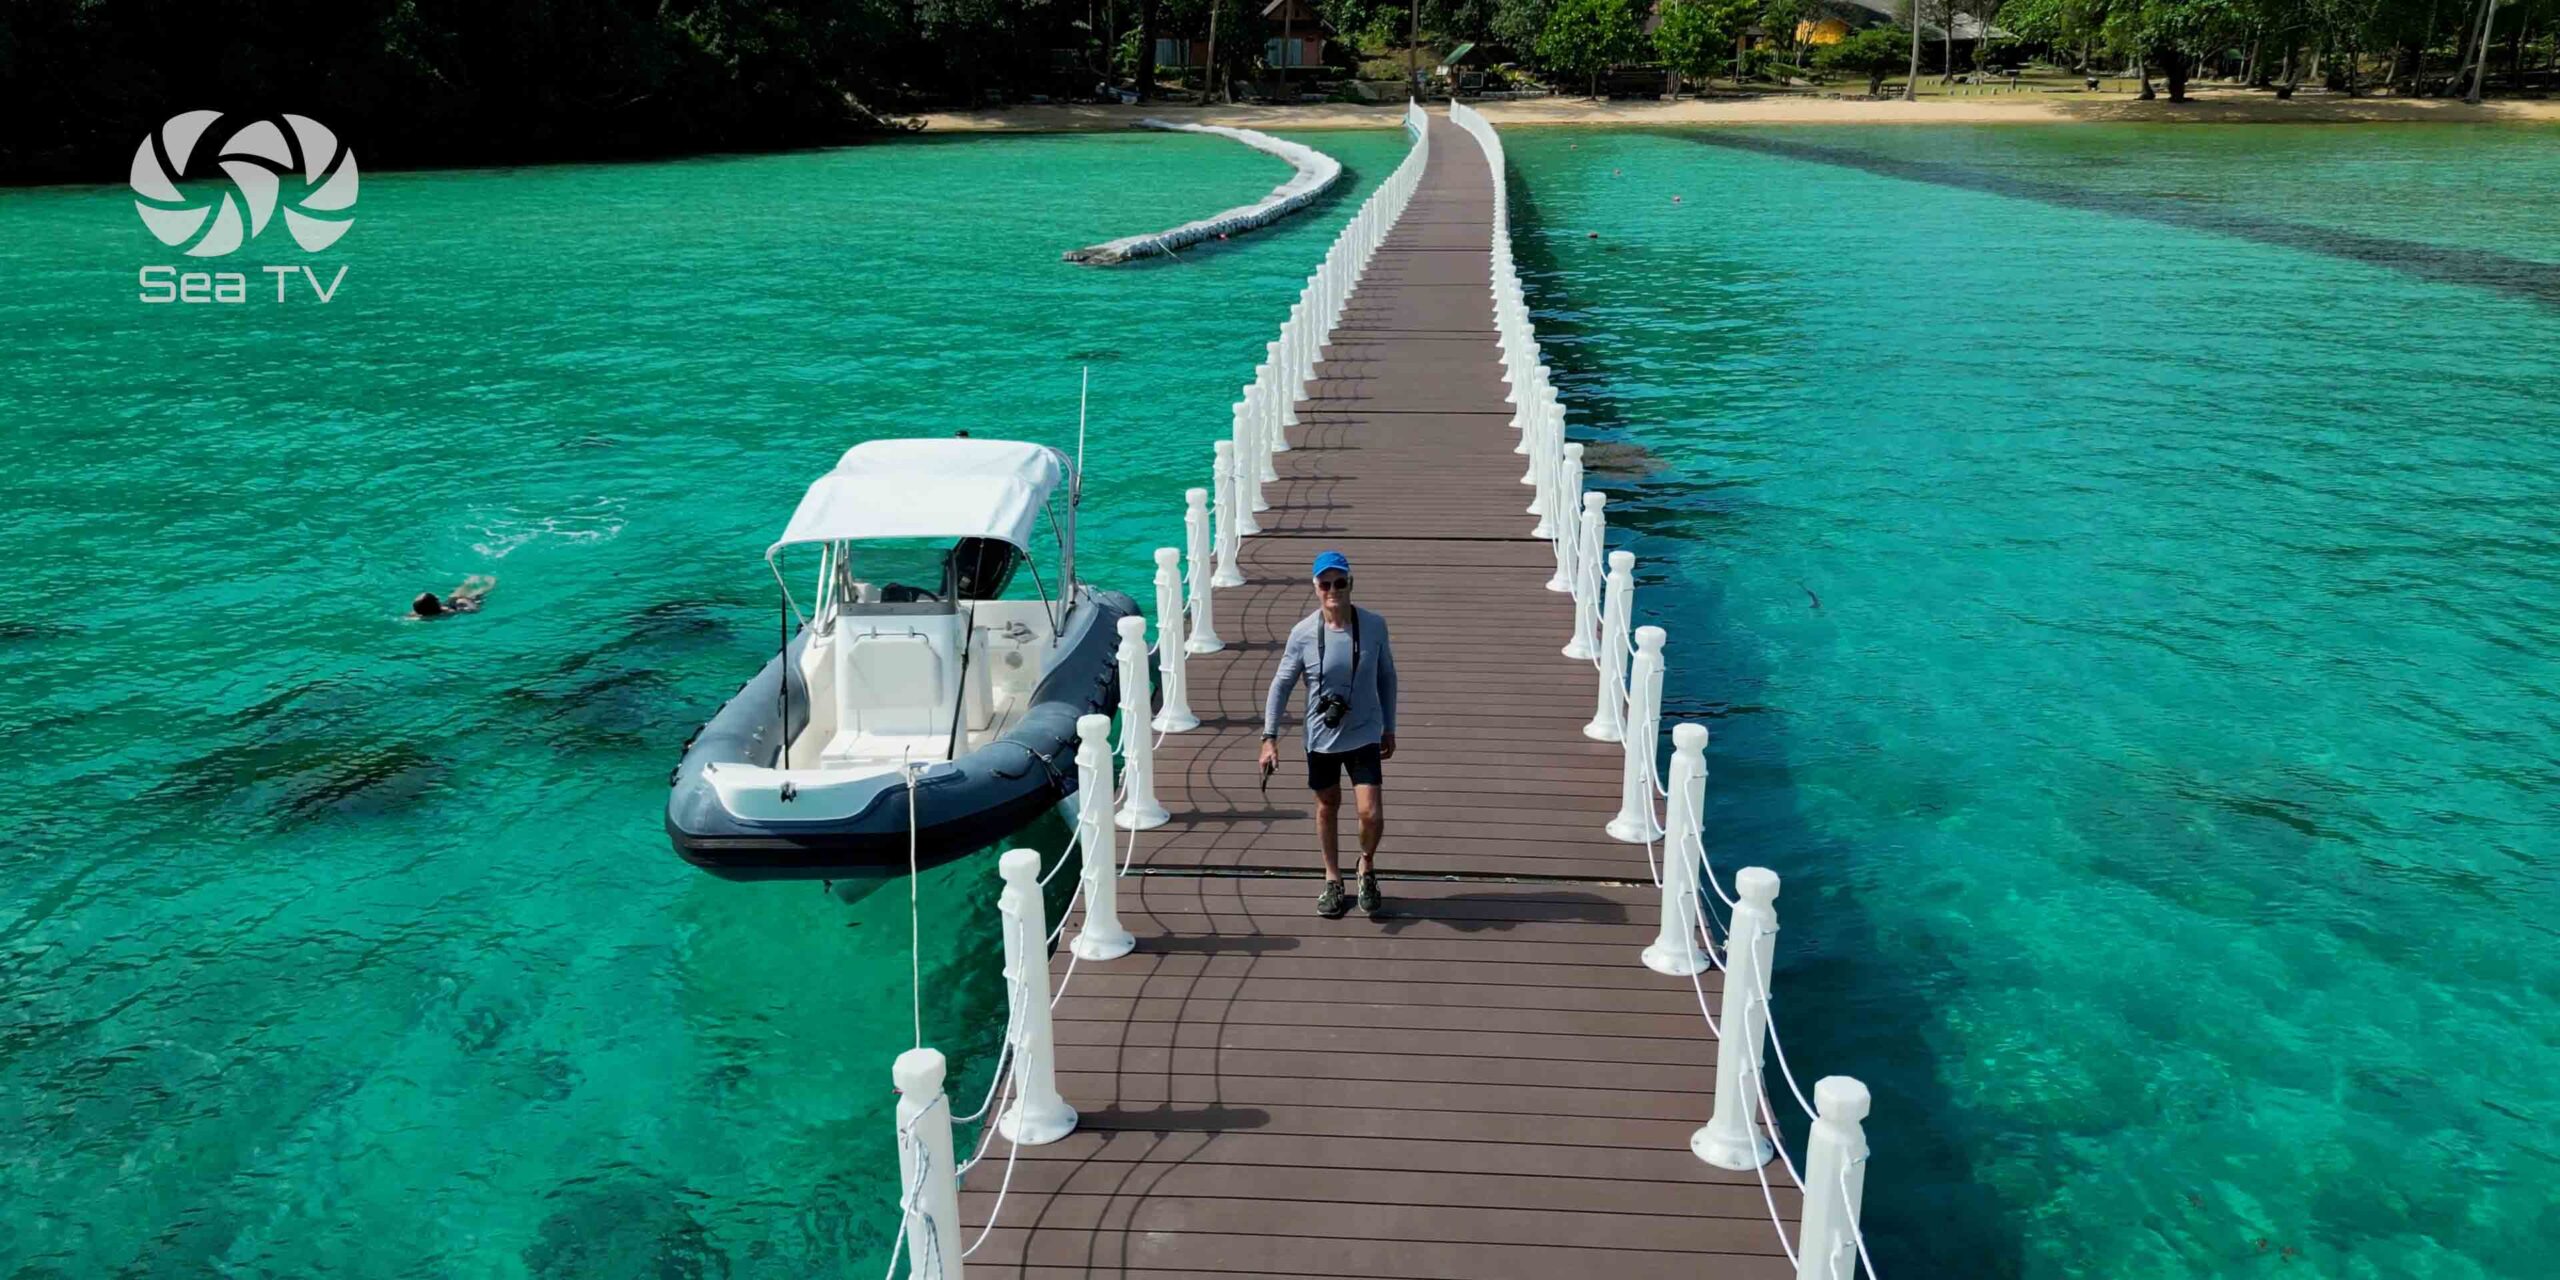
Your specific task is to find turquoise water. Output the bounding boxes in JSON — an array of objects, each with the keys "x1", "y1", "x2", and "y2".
[
  {"x1": 0, "y1": 127, "x2": 1412, "y2": 1278},
  {"x1": 2, "y1": 121, "x2": 2553, "y2": 1279},
  {"x1": 1505, "y1": 125, "x2": 2559, "y2": 1278}
]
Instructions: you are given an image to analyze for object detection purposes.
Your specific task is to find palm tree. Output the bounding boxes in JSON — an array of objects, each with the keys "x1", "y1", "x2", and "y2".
[{"x1": 1906, "y1": 0, "x2": 1926, "y2": 99}]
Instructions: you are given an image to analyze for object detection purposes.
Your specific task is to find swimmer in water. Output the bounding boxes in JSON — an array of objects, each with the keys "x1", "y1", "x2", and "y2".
[{"x1": 413, "y1": 575, "x2": 495, "y2": 619}]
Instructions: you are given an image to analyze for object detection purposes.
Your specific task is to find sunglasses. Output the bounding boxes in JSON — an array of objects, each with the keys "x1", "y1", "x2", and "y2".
[{"x1": 1315, "y1": 576, "x2": 1353, "y2": 591}]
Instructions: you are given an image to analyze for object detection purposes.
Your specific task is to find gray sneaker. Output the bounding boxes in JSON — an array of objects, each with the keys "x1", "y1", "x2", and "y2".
[
  {"x1": 1316, "y1": 879, "x2": 1348, "y2": 919},
  {"x1": 1358, "y1": 873, "x2": 1382, "y2": 917}
]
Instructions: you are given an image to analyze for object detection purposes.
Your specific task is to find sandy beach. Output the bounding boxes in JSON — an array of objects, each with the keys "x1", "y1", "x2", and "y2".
[{"x1": 920, "y1": 89, "x2": 2560, "y2": 134}]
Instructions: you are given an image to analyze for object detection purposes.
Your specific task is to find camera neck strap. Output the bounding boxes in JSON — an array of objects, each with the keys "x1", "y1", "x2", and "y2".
[{"x1": 1314, "y1": 608, "x2": 1361, "y2": 691}]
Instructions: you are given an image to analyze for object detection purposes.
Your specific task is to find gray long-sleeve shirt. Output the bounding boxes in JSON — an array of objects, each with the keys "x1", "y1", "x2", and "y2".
[{"x1": 1262, "y1": 606, "x2": 1397, "y2": 753}]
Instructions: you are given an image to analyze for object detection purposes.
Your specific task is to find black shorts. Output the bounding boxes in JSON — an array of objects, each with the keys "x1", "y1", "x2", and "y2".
[{"x1": 1306, "y1": 743, "x2": 1383, "y2": 791}]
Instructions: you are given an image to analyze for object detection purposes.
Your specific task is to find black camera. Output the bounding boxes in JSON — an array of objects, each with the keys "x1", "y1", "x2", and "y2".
[{"x1": 1312, "y1": 690, "x2": 1350, "y2": 729}]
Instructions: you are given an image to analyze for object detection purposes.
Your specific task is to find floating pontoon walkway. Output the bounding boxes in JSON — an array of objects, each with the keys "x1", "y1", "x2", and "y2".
[{"x1": 957, "y1": 109, "x2": 1808, "y2": 1279}]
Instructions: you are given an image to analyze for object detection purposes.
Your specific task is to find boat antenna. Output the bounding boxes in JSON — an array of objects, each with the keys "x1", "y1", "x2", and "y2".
[
  {"x1": 944, "y1": 594, "x2": 975, "y2": 764},
  {"x1": 1064, "y1": 365, "x2": 1087, "y2": 594},
  {"x1": 1075, "y1": 364, "x2": 1089, "y2": 497},
  {"x1": 777, "y1": 588, "x2": 791, "y2": 769},
  {"x1": 904, "y1": 753, "x2": 922, "y2": 1049}
]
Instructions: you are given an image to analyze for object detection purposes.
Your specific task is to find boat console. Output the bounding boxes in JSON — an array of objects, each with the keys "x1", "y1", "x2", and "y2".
[{"x1": 795, "y1": 597, "x2": 1054, "y2": 775}]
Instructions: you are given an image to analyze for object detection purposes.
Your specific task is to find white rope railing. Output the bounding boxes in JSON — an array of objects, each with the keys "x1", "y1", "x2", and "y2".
[
  {"x1": 886, "y1": 685, "x2": 1159, "y2": 1277},
  {"x1": 1452, "y1": 99, "x2": 1879, "y2": 1280},
  {"x1": 1209, "y1": 100, "x2": 1431, "y2": 593},
  {"x1": 883, "y1": 103, "x2": 1888, "y2": 1280},
  {"x1": 869, "y1": 106, "x2": 1440, "y2": 1278}
]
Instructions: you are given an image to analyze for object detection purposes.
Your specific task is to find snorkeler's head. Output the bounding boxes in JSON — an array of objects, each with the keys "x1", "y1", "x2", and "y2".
[{"x1": 413, "y1": 592, "x2": 444, "y2": 617}]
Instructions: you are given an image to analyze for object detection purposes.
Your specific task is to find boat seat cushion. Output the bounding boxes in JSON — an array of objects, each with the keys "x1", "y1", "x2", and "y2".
[{"x1": 841, "y1": 632, "x2": 946, "y2": 737}]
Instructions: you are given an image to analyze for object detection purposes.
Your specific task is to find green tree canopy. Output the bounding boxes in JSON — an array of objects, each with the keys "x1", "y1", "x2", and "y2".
[
  {"x1": 1653, "y1": 0, "x2": 1753, "y2": 85},
  {"x1": 1422, "y1": 0, "x2": 1503, "y2": 41},
  {"x1": 1814, "y1": 23, "x2": 1912, "y2": 93},
  {"x1": 1535, "y1": 0, "x2": 1645, "y2": 94},
  {"x1": 1492, "y1": 0, "x2": 1558, "y2": 52}
]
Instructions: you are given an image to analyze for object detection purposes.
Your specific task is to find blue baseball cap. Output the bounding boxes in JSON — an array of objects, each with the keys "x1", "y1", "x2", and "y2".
[{"x1": 1311, "y1": 550, "x2": 1351, "y2": 579}]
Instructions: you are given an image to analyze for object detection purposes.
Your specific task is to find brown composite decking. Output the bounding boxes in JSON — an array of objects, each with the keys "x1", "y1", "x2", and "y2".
[{"x1": 960, "y1": 111, "x2": 1802, "y2": 1278}]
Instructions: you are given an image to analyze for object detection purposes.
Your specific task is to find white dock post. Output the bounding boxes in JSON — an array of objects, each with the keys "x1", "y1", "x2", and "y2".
[
  {"x1": 1694, "y1": 867, "x2": 1780, "y2": 1170},
  {"x1": 1642, "y1": 723, "x2": 1711, "y2": 976},
  {"x1": 1152, "y1": 548, "x2": 1200, "y2": 730},
  {"x1": 1607, "y1": 627, "x2": 1666, "y2": 842},
  {"x1": 1267, "y1": 339, "x2": 1298, "y2": 432},
  {"x1": 1561, "y1": 489, "x2": 1605, "y2": 635},
  {"x1": 1513, "y1": 377, "x2": 1541, "y2": 455},
  {"x1": 1545, "y1": 444, "x2": 1585, "y2": 590},
  {"x1": 1211, "y1": 444, "x2": 1246, "y2": 587},
  {"x1": 1501, "y1": 329, "x2": 1526, "y2": 401},
  {"x1": 1520, "y1": 370, "x2": 1547, "y2": 481},
  {"x1": 1236, "y1": 408, "x2": 1271, "y2": 515},
  {"x1": 1231, "y1": 419, "x2": 1265, "y2": 529},
  {"x1": 1525, "y1": 373, "x2": 1557, "y2": 477},
  {"x1": 892, "y1": 1047, "x2": 966, "y2": 1280},
  {"x1": 994, "y1": 850, "x2": 1078, "y2": 1145},
  {"x1": 1793, "y1": 1077, "x2": 1873, "y2": 1280},
  {"x1": 1239, "y1": 380, "x2": 1263, "y2": 479},
  {"x1": 1506, "y1": 358, "x2": 1528, "y2": 430},
  {"x1": 1525, "y1": 427, "x2": 1566, "y2": 542},
  {"x1": 1184, "y1": 489, "x2": 1227, "y2": 648},
  {"x1": 1304, "y1": 292, "x2": 1325, "y2": 378},
  {"x1": 1114, "y1": 618, "x2": 1169, "y2": 830},
  {"x1": 1275, "y1": 324, "x2": 1302, "y2": 447},
  {"x1": 1583, "y1": 551, "x2": 1633, "y2": 742},
  {"x1": 1574, "y1": 490, "x2": 1608, "y2": 620},
  {"x1": 1248, "y1": 380, "x2": 1280, "y2": 482},
  {"x1": 1070, "y1": 713, "x2": 1136, "y2": 960},
  {"x1": 1527, "y1": 405, "x2": 1556, "y2": 531}
]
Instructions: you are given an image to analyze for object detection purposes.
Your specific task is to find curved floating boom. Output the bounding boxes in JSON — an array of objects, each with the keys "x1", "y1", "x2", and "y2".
[{"x1": 1063, "y1": 120, "x2": 1343, "y2": 265}]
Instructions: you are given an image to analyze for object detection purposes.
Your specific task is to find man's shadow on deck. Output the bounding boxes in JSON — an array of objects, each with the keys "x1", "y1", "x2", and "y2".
[{"x1": 1372, "y1": 887, "x2": 1629, "y2": 934}]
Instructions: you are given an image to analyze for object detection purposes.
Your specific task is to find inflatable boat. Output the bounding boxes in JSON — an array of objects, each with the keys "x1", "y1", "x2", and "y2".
[{"x1": 666, "y1": 438, "x2": 1138, "y2": 886}]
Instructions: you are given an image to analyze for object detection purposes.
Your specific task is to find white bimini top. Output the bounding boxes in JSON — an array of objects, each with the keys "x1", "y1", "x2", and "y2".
[{"x1": 769, "y1": 438, "x2": 1069, "y2": 554}]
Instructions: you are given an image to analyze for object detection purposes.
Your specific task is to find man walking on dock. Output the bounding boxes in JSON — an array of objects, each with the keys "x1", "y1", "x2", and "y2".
[{"x1": 1259, "y1": 550, "x2": 1398, "y2": 918}]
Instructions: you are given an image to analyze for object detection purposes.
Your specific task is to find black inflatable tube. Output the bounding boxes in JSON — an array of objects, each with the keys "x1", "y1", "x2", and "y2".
[{"x1": 664, "y1": 587, "x2": 1138, "y2": 882}]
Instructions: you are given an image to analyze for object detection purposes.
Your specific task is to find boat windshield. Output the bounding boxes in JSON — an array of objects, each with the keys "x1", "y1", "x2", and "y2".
[{"x1": 814, "y1": 537, "x2": 1046, "y2": 616}]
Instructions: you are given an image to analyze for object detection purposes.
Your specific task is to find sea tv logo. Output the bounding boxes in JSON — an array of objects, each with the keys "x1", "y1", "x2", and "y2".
[{"x1": 132, "y1": 110, "x2": 356, "y2": 304}]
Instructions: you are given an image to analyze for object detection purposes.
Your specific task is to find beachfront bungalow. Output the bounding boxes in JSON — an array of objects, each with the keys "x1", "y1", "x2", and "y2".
[
  {"x1": 1262, "y1": 0, "x2": 1329, "y2": 71},
  {"x1": 1149, "y1": 1, "x2": 1330, "y2": 72},
  {"x1": 1792, "y1": 0, "x2": 2008, "y2": 55}
]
